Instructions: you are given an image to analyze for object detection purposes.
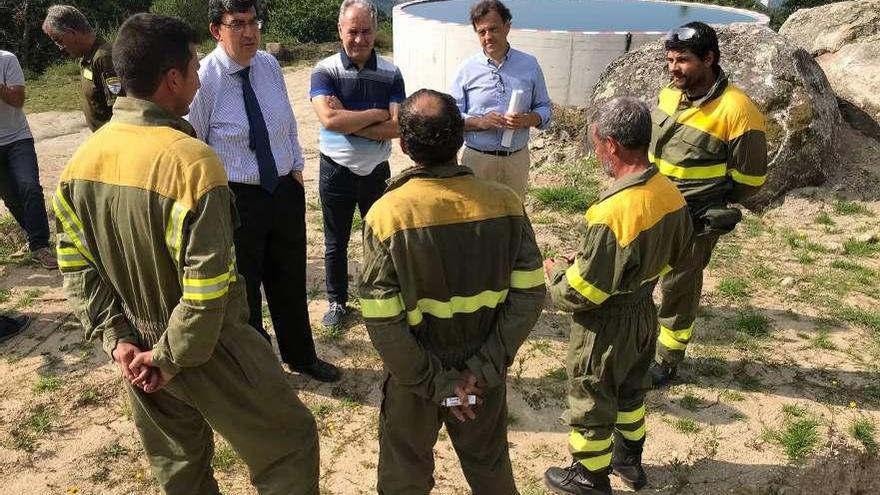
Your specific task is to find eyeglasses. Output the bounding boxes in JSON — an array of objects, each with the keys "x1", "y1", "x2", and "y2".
[
  {"x1": 49, "y1": 30, "x2": 68, "y2": 48},
  {"x1": 663, "y1": 27, "x2": 697, "y2": 42},
  {"x1": 221, "y1": 19, "x2": 263, "y2": 32},
  {"x1": 491, "y1": 68, "x2": 505, "y2": 94}
]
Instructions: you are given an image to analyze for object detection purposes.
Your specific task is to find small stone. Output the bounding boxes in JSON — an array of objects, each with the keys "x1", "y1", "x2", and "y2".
[
  {"x1": 855, "y1": 232, "x2": 878, "y2": 244},
  {"x1": 780, "y1": 277, "x2": 796, "y2": 288},
  {"x1": 531, "y1": 138, "x2": 545, "y2": 150}
]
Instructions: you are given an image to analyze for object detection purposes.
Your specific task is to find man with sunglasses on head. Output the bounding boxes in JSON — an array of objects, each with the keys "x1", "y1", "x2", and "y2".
[
  {"x1": 42, "y1": 5, "x2": 123, "y2": 131},
  {"x1": 188, "y1": 0, "x2": 340, "y2": 382},
  {"x1": 649, "y1": 22, "x2": 767, "y2": 387},
  {"x1": 450, "y1": 0, "x2": 552, "y2": 201}
]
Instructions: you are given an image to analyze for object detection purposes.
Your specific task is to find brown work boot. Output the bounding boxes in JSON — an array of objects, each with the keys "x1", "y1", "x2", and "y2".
[{"x1": 31, "y1": 247, "x2": 58, "y2": 270}]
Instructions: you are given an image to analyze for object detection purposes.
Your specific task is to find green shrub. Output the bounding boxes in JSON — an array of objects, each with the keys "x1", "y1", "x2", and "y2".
[
  {"x1": 151, "y1": 0, "x2": 211, "y2": 40},
  {"x1": 265, "y1": 0, "x2": 340, "y2": 44}
]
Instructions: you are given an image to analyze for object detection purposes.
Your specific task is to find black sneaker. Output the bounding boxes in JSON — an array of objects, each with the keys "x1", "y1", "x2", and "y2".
[
  {"x1": 291, "y1": 358, "x2": 341, "y2": 382},
  {"x1": 649, "y1": 361, "x2": 677, "y2": 388},
  {"x1": 544, "y1": 461, "x2": 611, "y2": 495},
  {"x1": 0, "y1": 315, "x2": 31, "y2": 343},
  {"x1": 321, "y1": 301, "x2": 346, "y2": 328}
]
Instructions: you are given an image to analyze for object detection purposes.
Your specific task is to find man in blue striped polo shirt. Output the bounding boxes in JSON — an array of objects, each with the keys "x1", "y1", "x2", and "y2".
[
  {"x1": 450, "y1": 0, "x2": 552, "y2": 200},
  {"x1": 310, "y1": 0, "x2": 405, "y2": 329}
]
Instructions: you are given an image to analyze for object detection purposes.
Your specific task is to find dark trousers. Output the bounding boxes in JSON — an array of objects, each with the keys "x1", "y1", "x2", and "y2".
[
  {"x1": 318, "y1": 154, "x2": 390, "y2": 305},
  {"x1": 0, "y1": 138, "x2": 50, "y2": 250},
  {"x1": 229, "y1": 176, "x2": 317, "y2": 367}
]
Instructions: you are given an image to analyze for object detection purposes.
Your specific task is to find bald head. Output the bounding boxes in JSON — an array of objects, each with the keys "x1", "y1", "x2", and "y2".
[{"x1": 398, "y1": 89, "x2": 464, "y2": 167}]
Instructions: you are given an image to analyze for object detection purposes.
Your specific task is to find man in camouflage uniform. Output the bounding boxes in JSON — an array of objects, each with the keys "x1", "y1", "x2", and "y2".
[
  {"x1": 543, "y1": 98, "x2": 693, "y2": 494},
  {"x1": 55, "y1": 14, "x2": 318, "y2": 494},
  {"x1": 359, "y1": 89, "x2": 546, "y2": 494},
  {"x1": 43, "y1": 5, "x2": 123, "y2": 130},
  {"x1": 649, "y1": 22, "x2": 767, "y2": 386}
]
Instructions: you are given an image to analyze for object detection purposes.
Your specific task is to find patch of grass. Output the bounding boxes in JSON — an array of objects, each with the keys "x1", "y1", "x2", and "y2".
[
  {"x1": 691, "y1": 356, "x2": 728, "y2": 378},
  {"x1": 33, "y1": 375, "x2": 63, "y2": 394},
  {"x1": 678, "y1": 393, "x2": 703, "y2": 411},
  {"x1": 212, "y1": 442, "x2": 241, "y2": 472},
  {"x1": 0, "y1": 288, "x2": 10, "y2": 304},
  {"x1": 765, "y1": 412, "x2": 820, "y2": 464},
  {"x1": 76, "y1": 386, "x2": 101, "y2": 407},
  {"x1": 796, "y1": 252, "x2": 816, "y2": 265},
  {"x1": 532, "y1": 185, "x2": 596, "y2": 214},
  {"x1": 811, "y1": 328, "x2": 837, "y2": 351},
  {"x1": 717, "y1": 277, "x2": 749, "y2": 299},
  {"x1": 814, "y1": 211, "x2": 835, "y2": 226},
  {"x1": 781, "y1": 404, "x2": 808, "y2": 418},
  {"x1": 749, "y1": 263, "x2": 774, "y2": 283},
  {"x1": 719, "y1": 390, "x2": 745, "y2": 402},
  {"x1": 27, "y1": 404, "x2": 55, "y2": 435},
  {"x1": 351, "y1": 211, "x2": 364, "y2": 232},
  {"x1": 15, "y1": 288, "x2": 45, "y2": 309},
  {"x1": 831, "y1": 259, "x2": 875, "y2": 277},
  {"x1": 833, "y1": 306, "x2": 880, "y2": 334},
  {"x1": 843, "y1": 238, "x2": 880, "y2": 257},
  {"x1": 850, "y1": 417, "x2": 878, "y2": 455},
  {"x1": 670, "y1": 417, "x2": 701, "y2": 435},
  {"x1": 544, "y1": 366, "x2": 567, "y2": 381},
  {"x1": 834, "y1": 200, "x2": 872, "y2": 216},
  {"x1": 733, "y1": 309, "x2": 772, "y2": 338},
  {"x1": 24, "y1": 61, "x2": 82, "y2": 113},
  {"x1": 741, "y1": 216, "x2": 764, "y2": 237}
]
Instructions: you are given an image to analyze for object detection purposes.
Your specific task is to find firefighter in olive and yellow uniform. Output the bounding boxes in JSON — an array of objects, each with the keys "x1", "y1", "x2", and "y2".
[
  {"x1": 650, "y1": 22, "x2": 767, "y2": 385},
  {"x1": 55, "y1": 14, "x2": 318, "y2": 495},
  {"x1": 544, "y1": 98, "x2": 693, "y2": 495},
  {"x1": 359, "y1": 89, "x2": 546, "y2": 494},
  {"x1": 42, "y1": 5, "x2": 123, "y2": 130},
  {"x1": 79, "y1": 36, "x2": 122, "y2": 130}
]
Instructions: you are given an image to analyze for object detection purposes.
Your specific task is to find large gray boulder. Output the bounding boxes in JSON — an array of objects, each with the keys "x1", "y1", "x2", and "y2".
[
  {"x1": 591, "y1": 23, "x2": 842, "y2": 210},
  {"x1": 780, "y1": 0, "x2": 880, "y2": 135}
]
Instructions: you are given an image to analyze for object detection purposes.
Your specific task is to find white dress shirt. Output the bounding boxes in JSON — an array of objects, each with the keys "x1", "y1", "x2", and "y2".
[{"x1": 187, "y1": 46, "x2": 304, "y2": 185}]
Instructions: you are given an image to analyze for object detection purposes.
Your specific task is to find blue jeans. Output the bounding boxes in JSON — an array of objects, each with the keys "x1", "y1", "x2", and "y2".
[
  {"x1": 318, "y1": 154, "x2": 390, "y2": 305},
  {"x1": 0, "y1": 138, "x2": 50, "y2": 250}
]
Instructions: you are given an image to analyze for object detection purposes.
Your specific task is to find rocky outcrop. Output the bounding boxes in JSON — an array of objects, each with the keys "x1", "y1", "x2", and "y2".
[
  {"x1": 590, "y1": 24, "x2": 842, "y2": 210},
  {"x1": 780, "y1": 0, "x2": 880, "y2": 135}
]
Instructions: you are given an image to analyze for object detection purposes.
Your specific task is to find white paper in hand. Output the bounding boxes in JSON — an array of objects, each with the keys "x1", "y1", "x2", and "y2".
[{"x1": 501, "y1": 89, "x2": 525, "y2": 149}]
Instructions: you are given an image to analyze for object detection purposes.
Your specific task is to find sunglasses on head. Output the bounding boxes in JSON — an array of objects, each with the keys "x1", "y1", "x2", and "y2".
[{"x1": 663, "y1": 27, "x2": 698, "y2": 42}]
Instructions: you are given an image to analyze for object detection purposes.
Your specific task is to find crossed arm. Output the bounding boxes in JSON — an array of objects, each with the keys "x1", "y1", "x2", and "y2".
[{"x1": 311, "y1": 95, "x2": 399, "y2": 140}]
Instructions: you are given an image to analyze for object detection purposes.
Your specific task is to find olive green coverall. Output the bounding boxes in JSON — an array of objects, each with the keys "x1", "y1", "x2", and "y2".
[
  {"x1": 549, "y1": 167, "x2": 692, "y2": 473},
  {"x1": 55, "y1": 97, "x2": 319, "y2": 495}
]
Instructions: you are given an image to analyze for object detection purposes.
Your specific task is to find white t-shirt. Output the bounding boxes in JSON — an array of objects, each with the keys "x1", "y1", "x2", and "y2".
[{"x1": 0, "y1": 51, "x2": 32, "y2": 146}]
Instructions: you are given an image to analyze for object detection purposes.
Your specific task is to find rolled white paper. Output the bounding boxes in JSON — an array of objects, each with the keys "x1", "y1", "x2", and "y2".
[{"x1": 501, "y1": 89, "x2": 525, "y2": 148}]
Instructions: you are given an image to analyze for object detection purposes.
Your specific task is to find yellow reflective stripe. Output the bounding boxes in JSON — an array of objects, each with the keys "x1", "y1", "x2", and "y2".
[
  {"x1": 52, "y1": 189, "x2": 94, "y2": 263},
  {"x1": 616, "y1": 405, "x2": 646, "y2": 424},
  {"x1": 658, "y1": 324, "x2": 693, "y2": 351},
  {"x1": 165, "y1": 202, "x2": 189, "y2": 264},
  {"x1": 510, "y1": 267, "x2": 545, "y2": 289},
  {"x1": 565, "y1": 261, "x2": 609, "y2": 305},
  {"x1": 569, "y1": 431, "x2": 613, "y2": 453},
  {"x1": 617, "y1": 424, "x2": 646, "y2": 441},
  {"x1": 641, "y1": 264, "x2": 672, "y2": 285},
  {"x1": 729, "y1": 169, "x2": 766, "y2": 187},
  {"x1": 650, "y1": 153, "x2": 727, "y2": 180},
  {"x1": 57, "y1": 247, "x2": 89, "y2": 269},
  {"x1": 182, "y1": 270, "x2": 232, "y2": 301},
  {"x1": 578, "y1": 453, "x2": 613, "y2": 472},
  {"x1": 360, "y1": 295, "x2": 405, "y2": 319},
  {"x1": 405, "y1": 289, "x2": 509, "y2": 326}
]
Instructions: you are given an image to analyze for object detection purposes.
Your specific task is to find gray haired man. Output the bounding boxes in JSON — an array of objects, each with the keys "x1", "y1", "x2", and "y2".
[
  {"x1": 42, "y1": 5, "x2": 123, "y2": 130},
  {"x1": 543, "y1": 98, "x2": 693, "y2": 494}
]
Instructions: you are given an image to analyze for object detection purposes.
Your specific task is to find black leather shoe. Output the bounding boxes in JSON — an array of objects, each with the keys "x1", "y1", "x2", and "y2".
[
  {"x1": 611, "y1": 432, "x2": 647, "y2": 490},
  {"x1": 649, "y1": 361, "x2": 677, "y2": 388},
  {"x1": 544, "y1": 462, "x2": 611, "y2": 495},
  {"x1": 0, "y1": 315, "x2": 31, "y2": 343},
  {"x1": 291, "y1": 358, "x2": 341, "y2": 382}
]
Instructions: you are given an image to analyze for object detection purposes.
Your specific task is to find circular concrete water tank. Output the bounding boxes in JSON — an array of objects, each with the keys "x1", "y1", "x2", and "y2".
[{"x1": 393, "y1": 0, "x2": 769, "y2": 107}]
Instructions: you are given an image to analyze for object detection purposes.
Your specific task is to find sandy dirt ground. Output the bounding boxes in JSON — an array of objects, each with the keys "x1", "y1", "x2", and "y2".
[{"x1": 0, "y1": 64, "x2": 879, "y2": 495}]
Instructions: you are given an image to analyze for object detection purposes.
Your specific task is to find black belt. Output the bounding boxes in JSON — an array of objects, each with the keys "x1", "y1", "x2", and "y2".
[{"x1": 466, "y1": 145, "x2": 524, "y2": 157}]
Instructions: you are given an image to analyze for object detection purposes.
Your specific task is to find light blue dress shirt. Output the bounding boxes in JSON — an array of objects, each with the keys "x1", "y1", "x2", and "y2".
[
  {"x1": 186, "y1": 46, "x2": 304, "y2": 185},
  {"x1": 450, "y1": 47, "x2": 552, "y2": 152}
]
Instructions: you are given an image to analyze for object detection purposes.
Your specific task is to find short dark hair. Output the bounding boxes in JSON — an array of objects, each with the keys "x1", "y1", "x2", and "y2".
[
  {"x1": 399, "y1": 89, "x2": 464, "y2": 167},
  {"x1": 209, "y1": 0, "x2": 260, "y2": 25},
  {"x1": 469, "y1": 0, "x2": 512, "y2": 27},
  {"x1": 664, "y1": 21, "x2": 721, "y2": 71},
  {"x1": 113, "y1": 13, "x2": 197, "y2": 98}
]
